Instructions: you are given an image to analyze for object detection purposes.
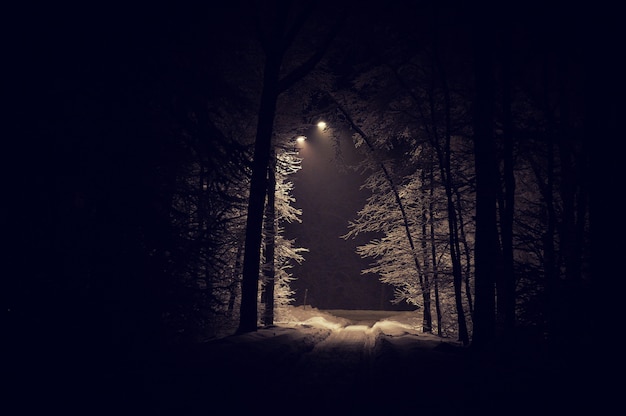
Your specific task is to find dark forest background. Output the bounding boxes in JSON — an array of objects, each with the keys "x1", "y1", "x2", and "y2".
[{"x1": 3, "y1": 1, "x2": 624, "y2": 406}]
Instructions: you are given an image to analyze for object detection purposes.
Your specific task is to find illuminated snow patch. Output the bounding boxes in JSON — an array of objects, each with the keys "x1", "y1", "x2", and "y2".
[
  {"x1": 372, "y1": 319, "x2": 420, "y2": 337},
  {"x1": 301, "y1": 316, "x2": 345, "y2": 331},
  {"x1": 343, "y1": 325, "x2": 370, "y2": 332}
]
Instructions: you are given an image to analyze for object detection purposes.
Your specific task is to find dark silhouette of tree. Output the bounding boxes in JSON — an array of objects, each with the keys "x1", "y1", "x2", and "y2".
[
  {"x1": 261, "y1": 147, "x2": 277, "y2": 326},
  {"x1": 495, "y1": 17, "x2": 517, "y2": 340},
  {"x1": 470, "y1": 7, "x2": 499, "y2": 351},
  {"x1": 428, "y1": 154, "x2": 444, "y2": 336},
  {"x1": 427, "y1": 15, "x2": 471, "y2": 346},
  {"x1": 238, "y1": 0, "x2": 348, "y2": 333}
]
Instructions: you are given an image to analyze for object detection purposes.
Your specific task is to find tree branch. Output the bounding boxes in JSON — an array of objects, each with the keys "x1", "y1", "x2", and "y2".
[{"x1": 277, "y1": 7, "x2": 348, "y2": 93}]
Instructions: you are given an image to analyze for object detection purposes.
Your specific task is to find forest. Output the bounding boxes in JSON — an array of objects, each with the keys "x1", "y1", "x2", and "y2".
[{"x1": 4, "y1": 0, "x2": 621, "y2": 408}]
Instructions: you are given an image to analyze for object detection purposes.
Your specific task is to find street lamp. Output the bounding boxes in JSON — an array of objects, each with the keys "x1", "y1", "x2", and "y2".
[
  {"x1": 293, "y1": 135, "x2": 307, "y2": 152},
  {"x1": 292, "y1": 121, "x2": 328, "y2": 152}
]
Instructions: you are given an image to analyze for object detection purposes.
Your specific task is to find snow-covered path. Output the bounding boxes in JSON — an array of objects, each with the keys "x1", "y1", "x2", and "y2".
[
  {"x1": 276, "y1": 316, "x2": 467, "y2": 411},
  {"x1": 46, "y1": 307, "x2": 595, "y2": 415},
  {"x1": 147, "y1": 308, "x2": 470, "y2": 414},
  {"x1": 286, "y1": 324, "x2": 377, "y2": 399}
]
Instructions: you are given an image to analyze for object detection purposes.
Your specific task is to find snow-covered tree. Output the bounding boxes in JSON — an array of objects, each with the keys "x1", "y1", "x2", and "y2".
[
  {"x1": 258, "y1": 147, "x2": 308, "y2": 326},
  {"x1": 343, "y1": 149, "x2": 458, "y2": 337}
]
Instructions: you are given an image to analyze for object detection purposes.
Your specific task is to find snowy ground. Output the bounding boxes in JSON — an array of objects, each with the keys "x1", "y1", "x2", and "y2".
[
  {"x1": 134, "y1": 306, "x2": 598, "y2": 415},
  {"x1": 145, "y1": 306, "x2": 473, "y2": 415},
  {"x1": 6, "y1": 307, "x2": 604, "y2": 415}
]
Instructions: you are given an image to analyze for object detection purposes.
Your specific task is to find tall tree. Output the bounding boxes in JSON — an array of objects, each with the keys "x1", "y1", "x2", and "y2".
[
  {"x1": 261, "y1": 146, "x2": 277, "y2": 326},
  {"x1": 495, "y1": 17, "x2": 517, "y2": 338},
  {"x1": 261, "y1": 146, "x2": 305, "y2": 326},
  {"x1": 429, "y1": 41, "x2": 471, "y2": 346},
  {"x1": 470, "y1": 10, "x2": 500, "y2": 350},
  {"x1": 335, "y1": 100, "x2": 433, "y2": 333},
  {"x1": 238, "y1": 0, "x2": 347, "y2": 333},
  {"x1": 428, "y1": 154, "x2": 444, "y2": 336}
]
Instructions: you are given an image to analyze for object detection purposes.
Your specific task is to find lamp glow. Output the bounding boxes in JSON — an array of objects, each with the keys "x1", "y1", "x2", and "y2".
[{"x1": 317, "y1": 121, "x2": 327, "y2": 129}]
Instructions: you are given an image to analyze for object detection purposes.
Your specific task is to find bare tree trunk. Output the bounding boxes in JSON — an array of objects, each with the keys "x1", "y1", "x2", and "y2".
[
  {"x1": 238, "y1": 46, "x2": 282, "y2": 334},
  {"x1": 421, "y1": 167, "x2": 433, "y2": 333},
  {"x1": 427, "y1": 10, "x2": 470, "y2": 345},
  {"x1": 453, "y1": 185, "x2": 474, "y2": 317},
  {"x1": 429, "y1": 160, "x2": 443, "y2": 337},
  {"x1": 556, "y1": 53, "x2": 588, "y2": 344},
  {"x1": 229, "y1": 236, "x2": 245, "y2": 315},
  {"x1": 429, "y1": 63, "x2": 470, "y2": 346},
  {"x1": 496, "y1": 24, "x2": 516, "y2": 339},
  {"x1": 471, "y1": 14, "x2": 500, "y2": 350},
  {"x1": 262, "y1": 147, "x2": 276, "y2": 326},
  {"x1": 445, "y1": 188, "x2": 469, "y2": 346},
  {"x1": 433, "y1": 260, "x2": 443, "y2": 337},
  {"x1": 537, "y1": 58, "x2": 559, "y2": 341}
]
